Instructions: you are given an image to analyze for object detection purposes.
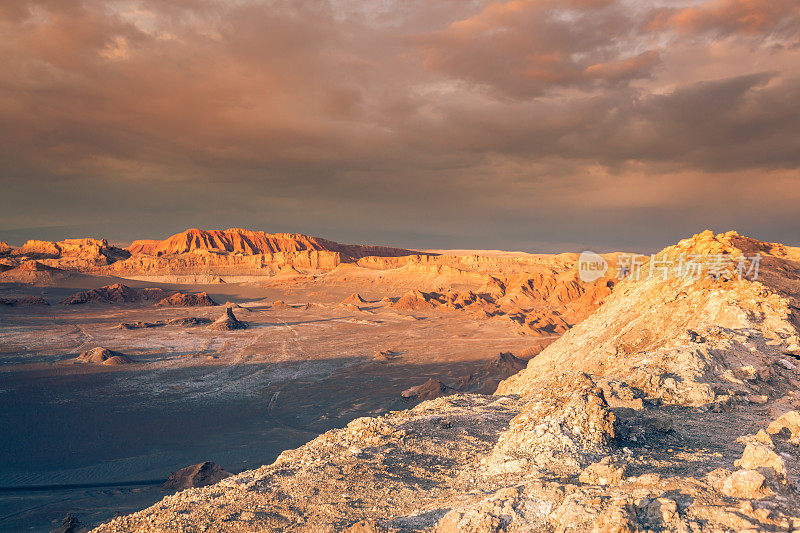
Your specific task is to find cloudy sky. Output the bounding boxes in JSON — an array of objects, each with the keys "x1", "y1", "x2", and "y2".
[{"x1": 1, "y1": 0, "x2": 798, "y2": 251}]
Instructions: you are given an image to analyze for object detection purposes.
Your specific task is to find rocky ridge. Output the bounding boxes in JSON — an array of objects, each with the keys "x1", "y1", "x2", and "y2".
[
  {"x1": 13, "y1": 238, "x2": 130, "y2": 267},
  {"x1": 127, "y1": 228, "x2": 421, "y2": 260}
]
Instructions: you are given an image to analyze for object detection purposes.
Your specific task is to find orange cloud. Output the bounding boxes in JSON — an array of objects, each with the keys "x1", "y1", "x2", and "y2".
[
  {"x1": 420, "y1": 0, "x2": 657, "y2": 97},
  {"x1": 650, "y1": 0, "x2": 800, "y2": 38}
]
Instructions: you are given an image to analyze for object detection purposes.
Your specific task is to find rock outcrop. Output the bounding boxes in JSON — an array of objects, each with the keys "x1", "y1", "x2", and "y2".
[
  {"x1": 208, "y1": 308, "x2": 247, "y2": 330},
  {"x1": 387, "y1": 280, "x2": 612, "y2": 336},
  {"x1": 74, "y1": 347, "x2": 134, "y2": 365},
  {"x1": 0, "y1": 260, "x2": 86, "y2": 285},
  {"x1": 389, "y1": 289, "x2": 438, "y2": 312},
  {"x1": 156, "y1": 292, "x2": 217, "y2": 307},
  {"x1": 768, "y1": 410, "x2": 800, "y2": 444},
  {"x1": 14, "y1": 238, "x2": 130, "y2": 267},
  {"x1": 61, "y1": 284, "x2": 175, "y2": 305},
  {"x1": 341, "y1": 293, "x2": 369, "y2": 305},
  {"x1": 51, "y1": 513, "x2": 88, "y2": 533},
  {"x1": 224, "y1": 301, "x2": 252, "y2": 313},
  {"x1": 162, "y1": 462, "x2": 233, "y2": 491},
  {"x1": 400, "y1": 378, "x2": 454, "y2": 401},
  {"x1": 0, "y1": 296, "x2": 49, "y2": 307},
  {"x1": 498, "y1": 230, "x2": 800, "y2": 407},
  {"x1": 456, "y1": 352, "x2": 528, "y2": 394},
  {"x1": 117, "y1": 317, "x2": 212, "y2": 329}
]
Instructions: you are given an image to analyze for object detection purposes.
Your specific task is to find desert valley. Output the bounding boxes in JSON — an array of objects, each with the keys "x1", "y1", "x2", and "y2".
[
  {"x1": 1, "y1": 228, "x2": 800, "y2": 532},
  {"x1": 4, "y1": 0, "x2": 800, "y2": 530}
]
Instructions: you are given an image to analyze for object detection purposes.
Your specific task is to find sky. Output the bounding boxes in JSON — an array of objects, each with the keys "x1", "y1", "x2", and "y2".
[{"x1": 0, "y1": 0, "x2": 799, "y2": 252}]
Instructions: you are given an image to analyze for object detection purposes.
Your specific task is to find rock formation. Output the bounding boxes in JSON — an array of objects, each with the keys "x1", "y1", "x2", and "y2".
[
  {"x1": 456, "y1": 352, "x2": 528, "y2": 394},
  {"x1": 224, "y1": 301, "x2": 251, "y2": 313},
  {"x1": 0, "y1": 241, "x2": 11, "y2": 255},
  {"x1": 162, "y1": 462, "x2": 233, "y2": 491},
  {"x1": 389, "y1": 289, "x2": 438, "y2": 311},
  {"x1": 373, "y1": 349, "x2": 402, "y2": 361},
  {"x1": 117, "y1": 317, "x2": 212, "y2": 329},
  {"x1": 0, "y1": 295, "x2": 49, "y2": 307},
  {"x1": 13, "y1": 238, "x2": 130, "y2": 267},
  {"x1": 341, "y1": 293, "x2": 369, "y2": 305},
  {"x1": 74, "y1": 347, "x2": 134, "y2": 365},
  {"x1": 51, "y1": 513, "x2": 87, "y2": 533},
  {"x1": 61, "y1": 284, "x2": 175, "y2": 305},
  {"x1": 156, "y1": 292, "x2": 217, "y2": 307},
  {"x1": 384, "y1": 281, "x2": 611, "y2": 336},
  {"x1": 497, "y1": 230, "x2": 800, "y2": 407},
  {"x1": 127, "y1": 228, "x2": 420, "y2": 260},
  {"x1": 1, "y1": 228, "x2": 614, "y2": 336},
  {"x1": 400, "y1": 378, "x2": 454, "y2": 401},
  {"x1": 208, "y1": 308, "x2": 247, "y2": 331},
  {"x1": 0, "y1": 260, "x2": 84, "y2": 285}
]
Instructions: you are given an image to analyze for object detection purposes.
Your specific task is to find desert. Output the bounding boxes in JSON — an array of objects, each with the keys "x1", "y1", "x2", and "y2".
[
  {"x1": 3, "y1": 0, "x2": 800, "y2": 531},
  {"x1": 1, "y1": 229, "x2": 580, "y2": 531},
  {"x1": 1, "y1": 228, "x2": 799, "y2": 532}
]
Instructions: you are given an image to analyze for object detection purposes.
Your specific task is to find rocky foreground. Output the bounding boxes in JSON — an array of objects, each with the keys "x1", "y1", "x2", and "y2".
[{"x1": 89, "y1": 231, "x2": 800, "y2": 532}]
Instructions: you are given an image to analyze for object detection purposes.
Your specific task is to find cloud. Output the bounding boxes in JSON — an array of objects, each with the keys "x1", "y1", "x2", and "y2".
[
  {"x1": 0, "y1": 0, "x2": 799, "y2": 249},
  {"x1": 418, "y1": 0, "x2": 660, "y2": 98}
]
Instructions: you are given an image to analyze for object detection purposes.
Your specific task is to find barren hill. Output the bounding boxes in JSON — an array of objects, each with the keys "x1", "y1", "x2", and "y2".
[{"x1": 93, "y1": 231, "x2": 800, "y2": 532}]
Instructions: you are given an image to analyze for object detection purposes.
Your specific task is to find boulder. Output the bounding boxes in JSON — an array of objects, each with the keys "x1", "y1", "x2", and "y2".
[
  {"x1": 579, "y1": 457, "x2": 627, "y2": 486},
  {"x1": 721, "y1": 469, "x2": 769, "y2": 499},
  {"x1": 735, "y1": 442, "x2": 787, "y2": 479},
  {"x1": 767, "y1": 410, "x2": 800, "y2": 443}
]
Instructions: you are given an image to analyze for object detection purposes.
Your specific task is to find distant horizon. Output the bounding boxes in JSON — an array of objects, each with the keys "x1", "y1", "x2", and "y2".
[{"x1": 0, "y1": 225, "x2": 789, "y2": 256}]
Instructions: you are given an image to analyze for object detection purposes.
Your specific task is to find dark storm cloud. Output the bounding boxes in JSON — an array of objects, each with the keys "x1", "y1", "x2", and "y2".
[{"x1": 0, "y1": 0, "x2": 799, "y2": 249}]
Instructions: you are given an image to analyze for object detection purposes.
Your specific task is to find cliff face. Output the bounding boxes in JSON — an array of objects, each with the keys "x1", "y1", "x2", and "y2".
[
  {"x1": 93, "y1": 231, "x2": 800, "y2": 533},
  {"x1": 12, "y1": 238, "x2": 131, "y2": 268},
  {"x1": 100, "y1": 249, "x2": 344, "y2": 277},
  {"x1": 127, "y1": 228, "x2": 421, "y2": 260}
]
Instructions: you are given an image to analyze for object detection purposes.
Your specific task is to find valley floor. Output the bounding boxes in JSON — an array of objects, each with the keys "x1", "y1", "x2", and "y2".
[{"x1": 0, "y1": 279, "x2": 543, "y2": 532}]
